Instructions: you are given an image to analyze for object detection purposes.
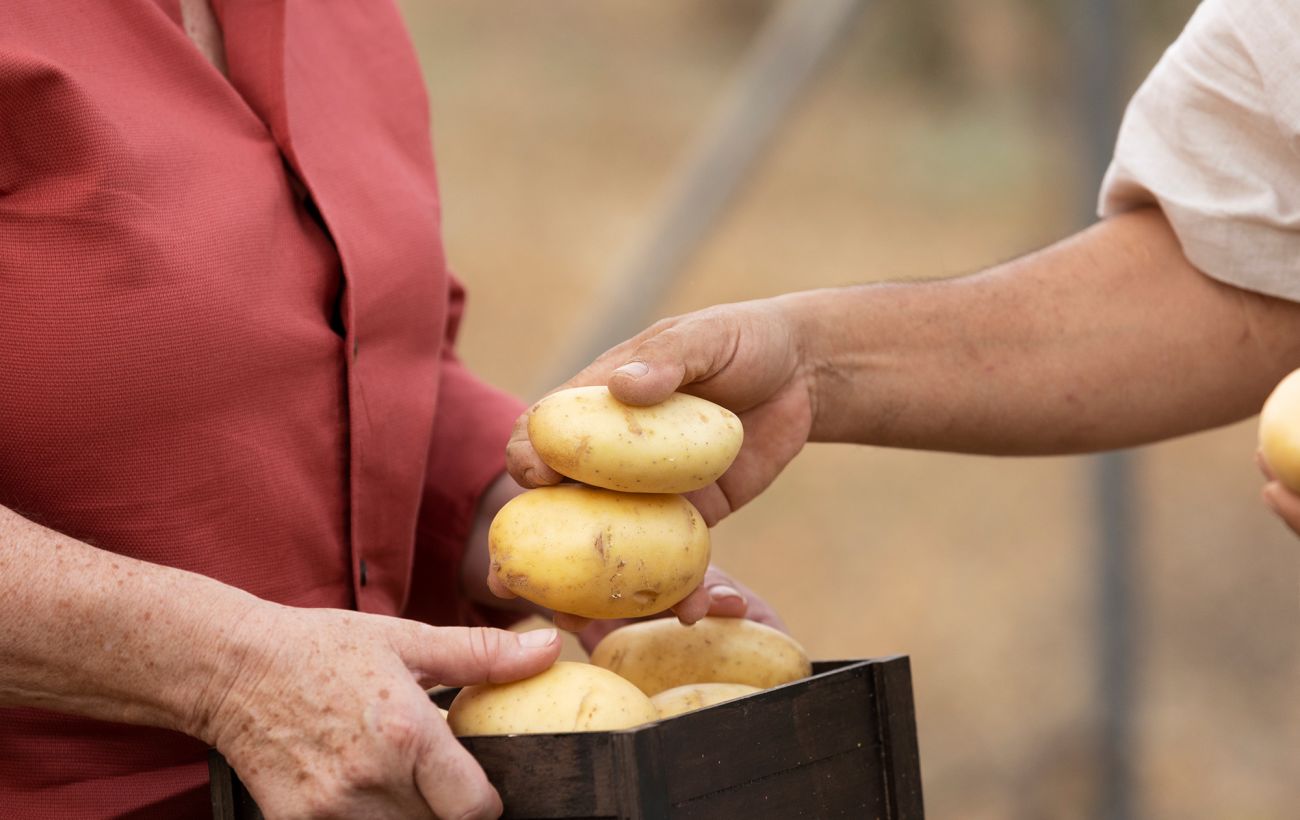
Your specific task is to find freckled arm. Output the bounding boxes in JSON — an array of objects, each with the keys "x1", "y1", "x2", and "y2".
[{"x1": 0, "y1": 503, "x2": 260, "y2": 740}]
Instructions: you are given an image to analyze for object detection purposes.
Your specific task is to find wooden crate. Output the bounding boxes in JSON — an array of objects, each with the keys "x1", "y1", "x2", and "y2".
[{"x1": 210, "y1": 656, "x2": 923, "y2": 819}]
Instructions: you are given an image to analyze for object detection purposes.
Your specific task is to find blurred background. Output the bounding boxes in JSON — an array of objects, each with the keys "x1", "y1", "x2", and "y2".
[{"x1": 398, "y1": 1, "x2": 1298, "y2": 817}]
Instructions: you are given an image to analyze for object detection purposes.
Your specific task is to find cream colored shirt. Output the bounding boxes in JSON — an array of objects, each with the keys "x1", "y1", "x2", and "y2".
[{"x1": 1099, "y1": 0, "x2": 1300, "y2": 301}]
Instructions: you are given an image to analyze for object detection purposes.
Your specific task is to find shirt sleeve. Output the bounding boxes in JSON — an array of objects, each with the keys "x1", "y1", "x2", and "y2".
[
  {"x1": 1098, "y1": 0, "x2": 1300, "y2": 302},
  {"x1": 405, "y1": 274, "x2": 529, "y2": 629}
]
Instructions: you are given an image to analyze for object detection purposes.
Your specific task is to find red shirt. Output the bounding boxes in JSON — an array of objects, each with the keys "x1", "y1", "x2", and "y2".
[{"x1": 0, "y1": 1, "x2": 521, "y2": 815}]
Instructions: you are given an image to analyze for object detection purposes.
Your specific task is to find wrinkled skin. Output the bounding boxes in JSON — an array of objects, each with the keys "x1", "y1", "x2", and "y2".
[{"x1": 203, "y1": 604, "x2": 562, "y2": 820}]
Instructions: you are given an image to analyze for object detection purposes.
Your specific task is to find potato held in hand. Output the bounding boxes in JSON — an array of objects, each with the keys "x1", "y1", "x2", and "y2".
[
  {"x1": 651, "y1": 682, "x2": 760, "y2": 719},
  {"x1": 448, "y1": 662, "x2": 658, "y2": 736},
  {"x1": 489, "y1": 484, "x2": 710, "y2": 619},
  {"x1": 591, "y1": 616, "x2": 812, "y2": 696},
  {"x1": 529, "y1": 386, "x2": 743, "y2": 493},
  {"x1": 1259, "y1": 367, "x2": 1300, "y2": 492}
]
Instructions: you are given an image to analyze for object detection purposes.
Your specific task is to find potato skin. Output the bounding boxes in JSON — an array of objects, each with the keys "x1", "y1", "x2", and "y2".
[
  {"x1": 1260, "y1": 368, "x2": 1300, "y2": 492},
  {"x1": 590, "y1": 616, "x2": 812, "y2": 696},
  {"x1": 489, "y1": 485, "x2": 710, "y2": 619},
  {"x1": 447, "y1": 662, "x2": 659, "y2": 736},
  {"x1": 528, "y1": 386, "x2": 743, "y2": 493},
  {"x1": 651, "y1": 682, "x2": 760, "y2": 719}
]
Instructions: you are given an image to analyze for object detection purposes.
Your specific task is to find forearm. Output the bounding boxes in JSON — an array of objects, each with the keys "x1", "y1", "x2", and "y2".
[
  {"x1": 0, "y1": 504, "x2": 260, "y2": 740},
  {"x1": 790, "y1": 207, "x2": 1300, "y2": 453}
]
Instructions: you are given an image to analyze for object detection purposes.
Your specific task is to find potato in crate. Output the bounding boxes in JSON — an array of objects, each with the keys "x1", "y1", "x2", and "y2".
[{"x1": 209, "y1": 655, "x2": 923, "y2": 819}]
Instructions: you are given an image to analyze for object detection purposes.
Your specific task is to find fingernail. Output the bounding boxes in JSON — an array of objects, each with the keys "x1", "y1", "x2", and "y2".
[
  {"x1": 614, "y1": 361, "x2": 648, "y2": 379},
  {"x1": 709, "y1": 585, "x2": 747, "y2": 606},
  {"x1": 518, "y1": 628, "x2": 558, "y2": 648}
]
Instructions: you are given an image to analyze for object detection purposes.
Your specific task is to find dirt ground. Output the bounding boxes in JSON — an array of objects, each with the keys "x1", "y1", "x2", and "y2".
[{"x1": 400, "y1": 2, "x2": 1299, "y2": 817}]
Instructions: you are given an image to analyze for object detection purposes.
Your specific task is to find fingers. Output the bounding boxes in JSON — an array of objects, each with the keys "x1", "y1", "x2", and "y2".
[
  {"x1": 683, "y1": 484, "x2": 732, "y2": 527},
  {"x1": 1261, "y1": 481, "x2": 1300, "y2": 537},
  {"x1": 607, "y1": 317, "x2": 733, "y2": 407},
  {"x1": 669, "y1": 567, "x2": 752, "y2": 626},
  {"x1": 669, "y1": 585, "x2": 712, "y2": 625},
  {"x1": 391, "y1": 623, "x2": 561, "y2": 687},
  {"x1": 506, "y1": 410, "x2": 565, "y2": 489},
  {"x1": 485, "y1": 570, "x2": 516, "y2": 600},
  {"x1": 608, "y1": 355, "x2": 686, "y2": 406},
  {"x1": 669, "y1": 565, "x2": 790, "y2": 632},
  {"x1": 414, "y1": 719, "x2": 503, "y2": 820},
  {"x1": 704, "y1": 584, "x2": 749, "y2": 618},
  {"x1": 1256, "y1": 449, "x2": 1300, "y2": 536}
]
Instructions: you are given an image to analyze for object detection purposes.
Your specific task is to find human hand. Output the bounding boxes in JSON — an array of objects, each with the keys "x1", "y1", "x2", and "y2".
[
  {"x1": 1257, "y1": 449, "x2": 1300, "y2": 538},
  {"x1": 195, "y1": 603, "x2": 561, "y2": 819},
  {"x1": 506, "y1": 298, "x2": 815, "y2": 526}
]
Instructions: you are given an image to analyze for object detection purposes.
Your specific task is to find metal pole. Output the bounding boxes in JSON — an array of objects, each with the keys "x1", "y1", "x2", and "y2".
[
  {"x1": 1093, "y1": 449, "x2": 1136, "y2": 820},
  {"x1": 1068, "y1": 1, "x2": 1137, "y2": 818},
  {"x1": 539, "y1": 0, "x2": 868, "y2": 393}
]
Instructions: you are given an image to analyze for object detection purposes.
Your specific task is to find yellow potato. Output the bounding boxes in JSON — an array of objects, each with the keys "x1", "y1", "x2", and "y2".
[
  {"x1": 1260, "y1": 367, "x2": 1300, "y2": 492},
  {"x1": 651, "y1": 682, "x2": 760, "y2": 719},
  {"x1": 590, "y1": 616, "x2": 812, "y2": 696},
  {"x1": 528, "y1": 386, "x2": 743, "y2": 493},
  {"x1": 489, "y1": 484, "x2": 709, "y2": 619},
  {"x1": 447, "y1": 662, "x2": 659, "y2": 736}
]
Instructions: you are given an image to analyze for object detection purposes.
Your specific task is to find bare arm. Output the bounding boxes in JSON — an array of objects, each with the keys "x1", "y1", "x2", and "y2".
[
  {"x1": 798, "y1": 206, "x2": 1300, "y2": 452},
  {"x1": 509, "y1": 207, "x2": 1300, "y2": 522},
  {"x1": 0, "y1": 503, "x2": 561, "y2": 818},
  {"x1": 0, "y1": 504, "x2": 260, "y2": 731}
]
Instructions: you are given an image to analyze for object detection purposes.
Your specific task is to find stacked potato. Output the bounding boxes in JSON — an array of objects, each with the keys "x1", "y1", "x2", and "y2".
[
  {"x1": 448, "y1": 387, "x2": 810, "y2": 736},
  {"x1": 489, "y1": 386, "x2": 743, "y2": 620}
]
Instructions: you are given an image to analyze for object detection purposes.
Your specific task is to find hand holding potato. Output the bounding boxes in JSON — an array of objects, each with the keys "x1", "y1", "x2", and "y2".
[
  {"x1": 203, "y1": 603, "x2": 561, "y2": 820},
  {"x1": 448, "y1": 661, "x2": 658, "y2": 736},
  {"x1": 497, "y1": 331, "x2": 798, "y2": 630},
  {"x1": 507, "y1": 299, "x2": 813, "y2": 526}
]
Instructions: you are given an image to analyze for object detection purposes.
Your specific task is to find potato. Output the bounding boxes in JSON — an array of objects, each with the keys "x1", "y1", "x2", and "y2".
[
  {"x1": 447, "y1": 661, "x2": 658, "y2": 736},
  {"x1": 651, "y1": 682, "x2": 760, "y2": 719},
  {"x1": 489, "y1": 484, "x2": 710, "y2": 619},
  {"x1": 528, "y1": 386, "x2": 743, "y2": 493},
  {"x1": 590, "y1": 616, "x2": 812, "y2": 696},
  {"x1": 1260, "y1": 367, "x2": 1300, "y2": 492}
]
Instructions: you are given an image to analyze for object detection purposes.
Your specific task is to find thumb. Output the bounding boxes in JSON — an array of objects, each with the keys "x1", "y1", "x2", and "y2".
[
  {"x1": 608, "y1": 318, "x2": 729, "y2": 406},
  {"x1": 388, "y1": 624, "x2": 561, "y2": 688}
]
